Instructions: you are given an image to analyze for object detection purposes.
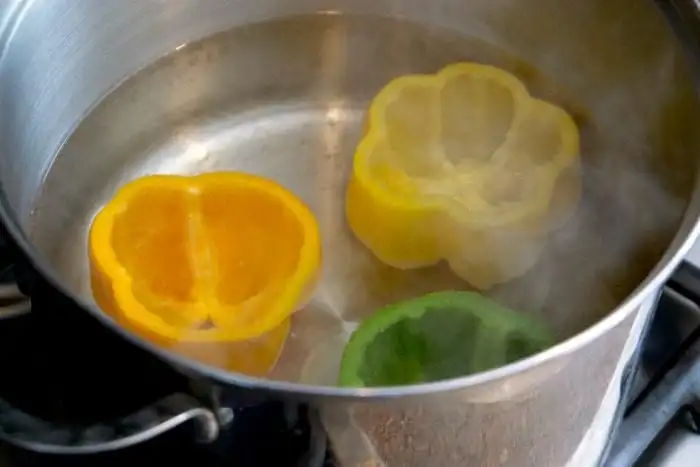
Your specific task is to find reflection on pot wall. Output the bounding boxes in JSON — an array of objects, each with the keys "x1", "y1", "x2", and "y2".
[{"x1": 322, "y1": 296, "x2": 649, "y2": 467}]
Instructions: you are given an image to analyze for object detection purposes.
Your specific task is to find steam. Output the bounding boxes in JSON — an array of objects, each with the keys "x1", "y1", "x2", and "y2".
[{"x1": 491, "y1": 37, "x2": 694, "y2": 338}]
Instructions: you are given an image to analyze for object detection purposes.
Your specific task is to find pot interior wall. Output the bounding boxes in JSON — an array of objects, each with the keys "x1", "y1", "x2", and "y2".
[{"x1": 0, "y1": 0, "x2": 698, "y2": 382}]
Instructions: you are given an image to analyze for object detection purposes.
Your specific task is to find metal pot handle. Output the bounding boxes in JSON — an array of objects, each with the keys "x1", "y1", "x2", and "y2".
[
  {"x1": 0, "y1": 280, "x2": 30, "y2": 320},
  {"x1": 0, "y1": 392, "x2": 223, "y2": 454}
]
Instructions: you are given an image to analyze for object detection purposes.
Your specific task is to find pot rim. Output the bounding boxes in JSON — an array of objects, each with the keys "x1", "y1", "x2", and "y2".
[{"x1": 3, "y1": 187, "x2": 699, "y2": 400}]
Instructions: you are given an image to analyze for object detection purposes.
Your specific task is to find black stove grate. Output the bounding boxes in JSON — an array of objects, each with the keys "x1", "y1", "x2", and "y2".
[{"x1": 601, "y1": 262, "x2": 700, "y2": 466}]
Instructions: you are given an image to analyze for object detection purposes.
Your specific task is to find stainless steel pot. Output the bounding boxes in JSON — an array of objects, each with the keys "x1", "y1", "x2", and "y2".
[{"x1": 2, "y1": 0, "x2": 700, "y2": 465}]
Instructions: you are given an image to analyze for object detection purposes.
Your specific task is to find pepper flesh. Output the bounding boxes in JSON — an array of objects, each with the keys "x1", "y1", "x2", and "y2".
[
  {"x1": 346, "y1": 63, "x2": 581, "y2": 289},
  {"x1": 89, "y1": 172, "x2": 321, "y2": 373}
]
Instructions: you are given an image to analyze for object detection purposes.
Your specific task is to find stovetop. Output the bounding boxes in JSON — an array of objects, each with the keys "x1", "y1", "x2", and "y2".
[
  {"x1": 602, "y1": 264, "x2": 700, "y2": 467},
  {"x1": 621, "y1": 248, "x2": 700, "y2": 467},
  {"x1": 3, "y1": 219, "x2": 700, "y2": 467}
]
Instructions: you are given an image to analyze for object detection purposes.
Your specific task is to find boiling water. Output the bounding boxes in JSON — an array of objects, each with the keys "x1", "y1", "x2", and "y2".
[{"x1": 30, "y1": 12, "x2": 687, "y2": 385}]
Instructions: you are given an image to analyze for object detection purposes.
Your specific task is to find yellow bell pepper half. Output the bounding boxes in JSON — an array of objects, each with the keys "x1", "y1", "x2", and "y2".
[
  {"x1": 346, "y1": 63, "x2": 581, "y2": 290},
  {"x1": 90, "y1": 172, "x2": 321, "y2": 344}
]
